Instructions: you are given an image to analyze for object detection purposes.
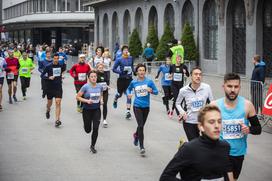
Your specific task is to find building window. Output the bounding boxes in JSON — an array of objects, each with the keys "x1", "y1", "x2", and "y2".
[
  {"x1": 182, "y1": 0, "x2": 194, "y2": 31},
  {"x1": 47, "y1": 0, "x2": 55, "y2": 12},
  {"x1": 57, "y1": 0, "x2": 65, "y2": 11},
  {"x1": 203, "y1": 0, "x2": 218, "y2": 60}
]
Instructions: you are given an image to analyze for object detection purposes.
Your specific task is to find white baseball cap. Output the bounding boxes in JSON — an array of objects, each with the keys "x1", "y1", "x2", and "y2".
[{"x1": 79, "y1": 54, "x2": 86, "y2": 58}]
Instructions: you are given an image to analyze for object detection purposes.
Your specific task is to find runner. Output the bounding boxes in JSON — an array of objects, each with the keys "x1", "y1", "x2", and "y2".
[
  {"x1": 155, "y1": 57, "x2": 173, "y2": 117},
  {"x1": 96, "y1": 63, "x2": 110, "y2": 127},
  {"x1": 127, "y1": 63, "x2": 158, "y2": 154},
  {"x1": 175, "y1": 67, "x2": 213, "y2": 141},
  {"x1": 38, "y1": 50, "x2": 53, "y2": 98},
  {"x1": 41, "y1": 53, "x2": 66, "y2": 127},
  {"x1": 5, "y1": 50, "x2": 20, "y2": 104},
  {"x1": 90, "y1": 46, "x2": 104, "y2": 69},
  {"x1": 0, "y1": 56, "x2": 7, "y2": 110},
  {"x1": 169, "y1": 55, "x2": 189, "y2": 119},
  {"x1": 160, "y1": 105, "x2": 234, "y2": 181},
  {"x1": 102, "y1": 49, "x2": 111, "y2": 86},
  {"x1": 112, "y1": 45, "x2": 134, "y2": 120},
  {"x1": 19, "y1": 52, "x2": 35, "y2": 100},
  {"x1": 211, "y1": 73, "x2": 262, "y2": 180},
  {"x1": 76, "y1": 70, "x2": 103, "y2": 153},
  {"x1": 13, "y1": 45, "x2": 22, "y2": 59},
  {"x1": 69, "y1": 54, "x2": 91, "y2": 112}
]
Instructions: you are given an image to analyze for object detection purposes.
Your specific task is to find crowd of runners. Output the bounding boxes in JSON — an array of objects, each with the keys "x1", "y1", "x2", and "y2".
[{"x1": 0, "y1": 41, "x2": 264, "y2": 181}]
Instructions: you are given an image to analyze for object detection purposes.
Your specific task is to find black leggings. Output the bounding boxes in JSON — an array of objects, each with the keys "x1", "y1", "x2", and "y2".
[
  {"x1": 20, "y1": 77, "x2": 30, "y2": 96},
  {"x1": 162, "y1": 85, "x2": 172, "y2": 112},
  {"x1": 102, "y1": 90, "x2": 108, "y2": 120},
  {"x1": 183, "y1": 122, "x2": 199, "y2": 141},
  {"x1": 171, "y1": 83, "x2": 183, "y2": 115},
  {"x1": 82, "y1": 108, "x2": 101, "y2": 147},
  {"x1": 133, "y1": 107, "x2": 150, "y2": 149},
  {"x1": 75, "y1": 84, "x2": 84, "y2": 107}
]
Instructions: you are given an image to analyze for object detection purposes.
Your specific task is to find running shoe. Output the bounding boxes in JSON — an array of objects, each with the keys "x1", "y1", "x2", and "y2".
[
  {"x1": 23, "y1": 96, "x2": 26, "y2": 100},
  {"x1": 9, "y1": 97, "x2": 13, "y2": 104},
  {"x1": 113, "y1": 100, "x2": 117, "y2": 109},
  {"x1": 55, "y1": 120, "x2": 62, "y2": 127},
  {"x1": 126, "y1": 111, "x2": 132, "y2": 120},
  {"x1": 133, "y1": 133, "x2": 139, "y2": 146},
  {"x1": 0, "y1": 105, "x2": 2, "y2": 111},
  {"x1": 168, "y1": 111, "x2": 173, "y2": 119},
  {"x1": 46, "y1": 111, "x2": 50, "y2": 119},
  {"x1": 77, "y1": 106, "x2": 82, "y2": 113},
  {"x1": 90, "y1": 145, "x2": 97, "y2": 154},
  {"x1": 140, "y1": 148, "x2": 145, "y2": 155},
  {"x1": 103, "y1": 120, "x2": 108, "y2": 128},
  {"x1": 13, "y1": 95, "x2": 18, "y2": 102}
]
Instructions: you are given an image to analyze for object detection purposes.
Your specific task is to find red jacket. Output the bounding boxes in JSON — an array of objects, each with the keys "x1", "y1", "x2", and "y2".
[
  {"x1": 5, "y1": 57, "x2": 19, "y2": 75},
  {"x1": 69, "y1": 63, "x2": 91, "y2": 85}
]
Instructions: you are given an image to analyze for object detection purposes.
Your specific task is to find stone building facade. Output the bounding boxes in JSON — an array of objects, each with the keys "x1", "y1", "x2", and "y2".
[{"x1": 86, "y1": 0, "x2": 272, "y2": 78}]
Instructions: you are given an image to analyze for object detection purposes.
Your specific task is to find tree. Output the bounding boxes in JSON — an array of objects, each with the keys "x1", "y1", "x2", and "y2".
[
  {"x1": 156, "y1": 23, "x2": 174, "y2": 61},
  {"x1": 128, "y1": 29, "x2": 143, "y2": 58},
  {"x1": 181, "y1": 22, "x2": 199, "y2": 61},
  {"x1": 145, "y1": 25, "x2": 159, "y2": 51}
]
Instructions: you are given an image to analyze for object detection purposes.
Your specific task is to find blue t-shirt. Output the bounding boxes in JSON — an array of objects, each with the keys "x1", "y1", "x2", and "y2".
[
  {"x1": 127, "y1": 77, "x2": 158, "y2": 108},
  {"x1": 217, "y1": 96, "x2": 249, "y2": 156},
  {"x1": 157, "y1": 64, "x2": 172, "y2": 86},
  {"x1": 80, "y1": 83, "x2": 103, "y2": 110}
]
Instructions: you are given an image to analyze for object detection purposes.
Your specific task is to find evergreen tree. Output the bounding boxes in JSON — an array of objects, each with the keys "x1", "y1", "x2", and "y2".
[
  {"x1": 145, "y1": 25, "x2": 159, "y2": 51},
  {"x1": 181, "y1": 22, "x2": 199, "y2": 61},
  {"x1": 156, "y1": 23, "x2": 174, "y2": 61},
  {"x1": 128, "y1": 29, "x2": 143, "y2": 58}
]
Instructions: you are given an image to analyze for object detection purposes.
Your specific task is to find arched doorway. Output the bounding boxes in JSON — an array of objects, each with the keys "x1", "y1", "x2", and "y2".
[
  {"x1": 103, "y1": 13, "x2": 109, "y2": 48},
  {"x1": 112, "y1": 12, "x2": 119, "y2": 52},
  {"x1": 263, "y1": 0, "x2": 272, "y2": 77},
  {"x1": 164, "y1": 3, "x2": 175, "y2": 31},
  {"x1": 228, "y1": 0, "x2": 246, "y2": 74},
  {"x1": 182, "y1": 0, "x2": 194, "y2": 31},
  {"x1": 148, "y1": 6, "x2": 158, "y2": 34},
  {"x1": 123, "y1": 10, "x2": 131, "y2": 44},
  {"x1": 135, "y1": 7, "x2": 143, "y2": 41}
]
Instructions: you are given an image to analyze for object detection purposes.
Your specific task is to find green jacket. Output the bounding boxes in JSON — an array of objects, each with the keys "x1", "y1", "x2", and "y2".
[
  {"x1": 170, "y1": 45, "x2": 184, "y2": 64},
  {"x1": 19, "y1": 58, "x2": 35, "y2": 78}
]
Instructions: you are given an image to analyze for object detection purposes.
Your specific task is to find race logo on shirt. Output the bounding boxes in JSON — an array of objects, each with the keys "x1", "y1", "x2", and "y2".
[
  {"x1": 135, "y1": 84, "x2": 148, "y2": 97},
  {"x1": 222, "y1": 118, "x2": 244, "y2": 139},
  {"x1": 53, "y1": 68, "x2": 61, "y2": 77}
]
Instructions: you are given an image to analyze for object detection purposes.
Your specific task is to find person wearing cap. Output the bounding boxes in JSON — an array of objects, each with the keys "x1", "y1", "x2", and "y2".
[
  {"x1": 5, "y1": 50, "x2": 20, "y2": 104},
  {"x1": 70, "y1": 54, "x2": 91, "y2": 112}
]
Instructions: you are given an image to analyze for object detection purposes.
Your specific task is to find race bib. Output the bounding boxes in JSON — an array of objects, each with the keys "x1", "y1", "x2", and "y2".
[
  {"x1": 124, "y1": 66, "x2": 132, "y2": 74},
  {"x1": 164, "y1": 73, "x2": 172, "y2": 81},
  {"x1": 191, "y1": 98, "x2": 204, "y2": 112},
  {"x1": 78, "y1": 73, "x2": 86, "y2": 81},
  {"x1": 98, "y1": 82, "x2": 108, "y2": 91},
  {"x1": 135, "y1": 84, "x2": 148, "y2": 97},
  {"x1": 7, "y1": 73, "x2": 14, "y2": 79},
  {"x1": 29, "y1": 52, "x2": 33, "y2": 57},
  {"x1": 173, "y1": 73, "x2": 182, "y2": 81},
  {"x1": 90, "y1": 92, "x2": 101, "y2": 103},
  {"x1": 59, "y1": 56, "x2": 64, "y2": 60},
  {"x1": 21, "y1": 68, "x2": 28, "y2": 74},
  {"x1": 201, "y1": 177, "x2": 224, "y2": 181},
  {"x1": 53, "y1": 68, "x2": 61, "y2": 77},
  {"x1": 222, "y1": 119, "x2": 244, "y2": 139}
]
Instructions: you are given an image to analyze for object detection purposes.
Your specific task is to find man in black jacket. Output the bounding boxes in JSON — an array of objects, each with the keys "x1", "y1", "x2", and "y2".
[{"x1": 251, "y1": 55, "x2": 266, "y2": 114}]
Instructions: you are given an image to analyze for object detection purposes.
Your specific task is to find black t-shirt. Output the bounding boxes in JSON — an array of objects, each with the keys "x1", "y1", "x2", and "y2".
[
  {"x1": 41, "y1": 63, "x2": 66, "y2": 90},
  {"x1": 160, "y1": 135, "x2": 232, "y2": 181}
]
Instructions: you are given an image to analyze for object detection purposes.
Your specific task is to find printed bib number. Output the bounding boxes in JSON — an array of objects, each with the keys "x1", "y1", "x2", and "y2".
[
  {"x1": 59, "y1": 56, "x2": 64, "y2": 60},
  {"x1": 7, "y1": 73, "x2": 14, "y2": 79},
  {"x1": 21, "y1": 68, "x2": 28, "y2": 74},
  {"x1": 53, "y1": 68, "x2": 61, "y2": 77},
  {"x1": 191, "y1": 98, "x2": 204, "y2": 112},
  {"x1": 164, "y1": 73, "x2": 172, "y2": 81},
  {"x1": 98, "y1": 82, "x2": 108, "y2": 91},
  {"x1": 124, "y1": 66, "x2": 132, "y2": 74},
  {"x1": 222, "y1": 119, "x2": 244, "y2": 139},
  {"x1": 135, "y1": 84, "x2": 148, "y2": 97},
  {"x1": 201, "y1": 177, "x2": 224, "y2": 181},
  {"x1": 78, "y1": 73, "x2": 86, "y2": 81},
  {"x1": 173, "y1": 73, "x2": 182, "y2": 81},
  {"x1": 29, "y1": 53, "x2": 33, "y2": 57},
  {"x1": 90, "y1": 92, "x2": 101, "y2": 103}
]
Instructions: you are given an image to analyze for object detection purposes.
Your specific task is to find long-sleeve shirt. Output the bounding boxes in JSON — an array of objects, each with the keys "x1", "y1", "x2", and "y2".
[
  {"x1": 155, "y1": 64, "x2": 172, "y2": 86},
  {"x1": 5, "y1": 57, "x2": 19, "y2": 76},
  {"x1": 112, "y1": 56, "x2": 134, "y2": 79},
  {"x1": 160, "y1": 135, "x2": 232, "y2": 181},
  {"x1": 69, "y1": 63, "x2": 91, "y2": 85},
  {"x1": 126, "y1": 77, "x2": 158, "y2": 108},
  {"x1": 38, "y1": 59, "x2": 52, "y2": 74},
  {"x1": 143, "y1": 47, "x2": 155, "y2": 59},
  {"x1": 176, "y1": 83, "x2": 213, "y2": 124},
  {"x1": 0, "y1": 57, "x2": 7, "y2": 78}
]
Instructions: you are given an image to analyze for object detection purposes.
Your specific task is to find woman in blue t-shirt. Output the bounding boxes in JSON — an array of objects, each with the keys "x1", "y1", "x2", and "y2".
[
  {"x1": 127, "y1": 63, "x2": 158, "y2": 155},
  {"x1": 76, "y1": 70, "x2": 103, "y2": 154}
]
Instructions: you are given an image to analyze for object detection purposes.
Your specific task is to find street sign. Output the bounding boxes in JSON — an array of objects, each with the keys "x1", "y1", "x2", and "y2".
[{"x1": 262, "y1": 84, "x2": 272, "y2": 116}]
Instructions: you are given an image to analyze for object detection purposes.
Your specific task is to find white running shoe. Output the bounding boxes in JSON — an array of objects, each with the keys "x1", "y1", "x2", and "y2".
[{"x1": 103, "y1": 120, "x2": 108, "y2": 128}]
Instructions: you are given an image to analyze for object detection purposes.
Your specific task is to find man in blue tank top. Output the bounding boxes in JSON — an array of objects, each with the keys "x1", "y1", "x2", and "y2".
[{"x1": 211, "y1": 73, "x2": 262, "y2": 180}]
